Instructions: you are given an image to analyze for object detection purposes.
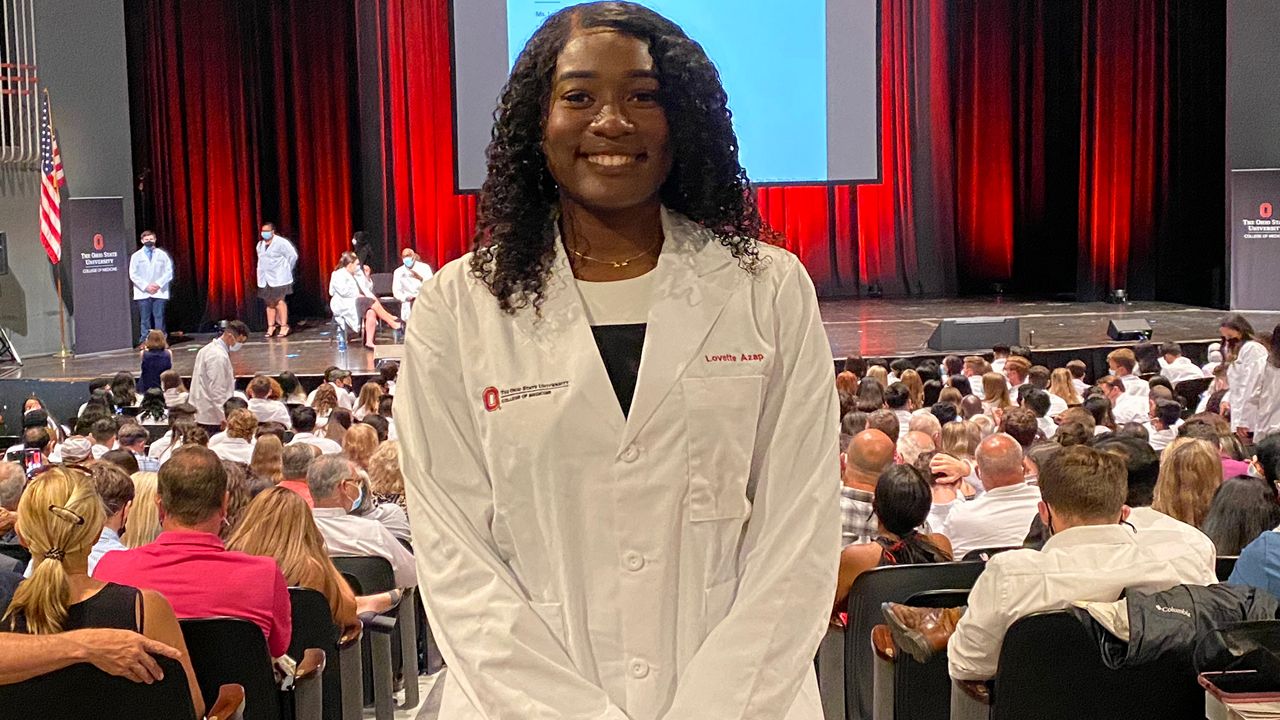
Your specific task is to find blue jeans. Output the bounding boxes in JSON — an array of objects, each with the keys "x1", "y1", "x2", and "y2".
[{"x1": 137, "y1": 297, "x2": 167, "y2": 343}]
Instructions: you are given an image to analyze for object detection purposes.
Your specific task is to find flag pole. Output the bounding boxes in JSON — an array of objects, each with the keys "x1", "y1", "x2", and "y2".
[{"x1": 45, "y1": 88, "x2": 72, "y2": 359}]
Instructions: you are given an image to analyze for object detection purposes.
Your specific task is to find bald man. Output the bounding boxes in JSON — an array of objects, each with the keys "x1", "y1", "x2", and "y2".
[
  {"x1": 939, "y1": 433, "x2": 1042, "y2": 557},
  {"x1": 841, "y1": 429, "x2": 897, "y2": 545}
]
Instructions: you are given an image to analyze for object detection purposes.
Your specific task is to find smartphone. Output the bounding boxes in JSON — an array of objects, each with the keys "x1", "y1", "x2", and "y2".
[{"x1": 22, "y1": 447, "x2": 44, "y2": 472}]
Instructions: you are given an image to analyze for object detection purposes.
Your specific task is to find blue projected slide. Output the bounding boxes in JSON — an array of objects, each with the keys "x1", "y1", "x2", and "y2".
[{"x1": 506, "y1": 1, "x2": 828, "y2": 183}]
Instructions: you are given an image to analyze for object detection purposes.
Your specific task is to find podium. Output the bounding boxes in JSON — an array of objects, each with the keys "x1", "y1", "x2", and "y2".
[{"x1": 64, "y1": 197, "x2": 132, "y2": 354}]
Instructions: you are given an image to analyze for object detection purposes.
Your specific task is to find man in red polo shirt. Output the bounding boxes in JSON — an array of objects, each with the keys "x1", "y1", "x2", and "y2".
[{"x1": 95, "y1": 446, "x2": 292, "y2": 657}]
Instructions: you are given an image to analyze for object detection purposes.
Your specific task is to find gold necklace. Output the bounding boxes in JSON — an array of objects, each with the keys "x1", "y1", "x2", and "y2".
[{"x1": 567, "y1": 235, "x2": 663, "y2": 269}]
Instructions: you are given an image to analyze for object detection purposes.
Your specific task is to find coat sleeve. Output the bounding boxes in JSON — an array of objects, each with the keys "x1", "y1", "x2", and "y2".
[
  {"x1": 396, "y1": 273, "x2": 631, "y2": 720},
  {"x1": 1231, "y1": 342, "x2": 1268, "y2": 430},
  {"x1": 128, "y1": 252, "x2": 147, "y2": 293},
  {"x1": 158, "y1": 251, "x2": 174, "y2": 289},
  {"x1": 661, "y1": 254, "x2": 841, "y2": 720}
]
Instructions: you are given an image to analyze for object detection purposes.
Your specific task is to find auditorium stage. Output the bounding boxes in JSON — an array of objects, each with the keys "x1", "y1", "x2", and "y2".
[{"x1": 1, "y1": 299, "x2": 1278, "y2": 427}]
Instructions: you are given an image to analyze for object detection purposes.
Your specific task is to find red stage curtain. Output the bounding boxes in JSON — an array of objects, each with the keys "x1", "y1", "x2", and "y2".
[{"x1": 126, "y1": 0, "x2": 357, "y2": 328}]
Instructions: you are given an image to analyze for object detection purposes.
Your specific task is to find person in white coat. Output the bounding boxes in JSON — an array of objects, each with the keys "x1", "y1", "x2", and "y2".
[
  {"x1": 256, "y1": 222, "x2": 298, "y2": 338},
  {"x1": 188, "y1": 321, "x2": 248, "y2": 431},
  {"x1": 1248, "y1": 327, "x2": 1280, "y2": 442},
  {"x1": 328, "y1": 252, "x2": 401, "y2": 350},
  {"x1": 1220, "y1": 315, "x2": 1269, "y2": 441},
  {"x1": 396, "y1": 6, "x2": 840, "y2": 720},
  {"x1": 129, "y1": 230, "x2": 174, "y2": 347},
  {"x1": 392, "y1": 248, "x2": 431, "y2": 322}
]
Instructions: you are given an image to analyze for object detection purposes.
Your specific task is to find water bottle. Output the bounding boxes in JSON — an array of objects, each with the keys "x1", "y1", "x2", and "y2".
[{"x1": 336, "y1": 323, "x2": 347, "y2": 352}]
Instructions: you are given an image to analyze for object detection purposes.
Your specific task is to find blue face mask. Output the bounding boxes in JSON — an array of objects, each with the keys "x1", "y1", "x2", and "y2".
[
  {"x1": 261, "y1": 231, "x2": 272, "y2": 240},
  {"x1": 350, "y1": 483, "x2": 365, "y2": 513},
  {"x1": 402, "y1": 257, "x2": 414, "y2": 268}
]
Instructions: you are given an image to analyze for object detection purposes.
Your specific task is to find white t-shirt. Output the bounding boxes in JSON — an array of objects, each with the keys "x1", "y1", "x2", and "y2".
[{"x1": 576, "y1": 272, "x2": 655, "y2": 326}]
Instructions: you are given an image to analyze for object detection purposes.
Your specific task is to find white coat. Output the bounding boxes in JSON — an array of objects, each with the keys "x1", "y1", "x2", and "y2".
[
  {"x1": 256, "y1": 235, "x2": 298, "y2": 288},
  {"x1": 129, "y1": 246, "x2": 174, "y2": 300},
  {"x1": 397, "y1": 209, "x2": 840, "y2": 720},
  {"x1": 393, "y1": 263, "x2": 431, "y2": 320},
  {"x1": 1229, "y1": 340, "x2": 1270, "y2": 432},
  {"x1": 328, "y1": 269, "x2": 362, "y2": 332},
  {"x1": 189, "y1": 338, "x2": 235, "y2": 426}
]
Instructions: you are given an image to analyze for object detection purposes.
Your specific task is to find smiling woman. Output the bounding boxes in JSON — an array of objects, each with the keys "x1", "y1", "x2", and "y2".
[{"x1": 398, "y1": 3, "x2": 840, "y2": 719}]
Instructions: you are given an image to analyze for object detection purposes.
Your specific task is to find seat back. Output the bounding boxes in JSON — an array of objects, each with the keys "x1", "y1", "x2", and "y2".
[
  {"x1": 0, "y1": 656, "x2": 197, "y2": 720},
  {"x1": 844, "y1": 561, "x2": 986, "y2": 720},
  {"x1": 1216, "y1": 555, "x2": 1239, "y2": 582},
  {"x1": 960, "y1": 547, "x2": 1021, "y2": 562},
  {"x1": 891, "y1": 590, "x2": 971, "y2": 720},
  {"x1": 289, "y1": 587, "x2": 343, "y2": 720},
  {"x1": 991, "y1": 611, "x2": 1202, "y2": 720},
  {"x1": 181, "y1": 617, "x2": 283, "y2": 720},
  {"x1": 331, "y1": 555, "x2": 395, "y2": 594},
  {"x1": 370, "y1": 273, "x2": 394, "y2": 297},
  {"x1": 1173, "y1": 377, "x2": 1213, "y2": 412}
]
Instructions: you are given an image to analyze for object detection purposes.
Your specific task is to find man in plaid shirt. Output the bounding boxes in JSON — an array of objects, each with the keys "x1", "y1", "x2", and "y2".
[{"x1": 840, "y1": 429, "x2": 897, "y2": 545}]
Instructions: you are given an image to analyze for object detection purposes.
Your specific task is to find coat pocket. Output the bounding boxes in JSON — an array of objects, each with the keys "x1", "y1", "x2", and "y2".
[
  {"x1": 530, "y1": 600, "x2": 566, "y2": 644},
  {"x1": 682, "y1": 375, "x2": 764, "y2": 522},
  {"x1": 701, "y1": 577, "x2": 739, "y2": 638}
]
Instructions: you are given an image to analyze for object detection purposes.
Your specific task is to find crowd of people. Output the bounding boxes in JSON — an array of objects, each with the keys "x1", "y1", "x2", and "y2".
[
  {"x1": 0, "y1": 355, "x2": 411, "y2": 713},
  {"x1": 831, "y1": 314, "x2": 1280, "y2": 687}
]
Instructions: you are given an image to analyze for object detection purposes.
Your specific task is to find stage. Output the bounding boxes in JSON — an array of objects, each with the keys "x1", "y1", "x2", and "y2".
[{"x1": 1, "y1": 299, "x2": 1278, "y2": 432}]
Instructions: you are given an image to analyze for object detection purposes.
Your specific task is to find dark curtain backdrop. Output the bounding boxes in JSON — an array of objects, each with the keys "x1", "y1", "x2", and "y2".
[
  {"x1": 125, "y1": 0, "x2": 359, "y2": 329},
  {"x1": 124, "y1": 0, "x2": 1225, "y2": 324}
]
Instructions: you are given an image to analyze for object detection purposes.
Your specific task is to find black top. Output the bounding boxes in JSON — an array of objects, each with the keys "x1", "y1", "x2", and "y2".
[
  {"x1": 10, "y1": 582, "x2": 141, "y2": 634},
  {"x1": 139, "y1": 350, "x2": 172, "y2": 393},
  {"x1": 590, "y1": 324, "x2": 646, "y2": 417}
]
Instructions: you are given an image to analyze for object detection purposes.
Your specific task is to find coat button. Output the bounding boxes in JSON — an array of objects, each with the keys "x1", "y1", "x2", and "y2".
[
  {"x1": 629, "y1": 658, "x2": 650, "y2": 679},
  {"x1": 623, "y1": 551, "x2": 645, "y2": 571},
  {"x1": 620, "y1": 444, "x2": 640, "y2": 463}
]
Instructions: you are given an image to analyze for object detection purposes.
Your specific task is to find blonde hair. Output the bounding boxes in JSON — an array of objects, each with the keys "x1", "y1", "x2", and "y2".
[
  {"x1": 4, "y1": 467, "x2": 106, "y2": 634},
  {"x1": 1049, "y1": 368, "x2": 1083, "y2": 405},
  {"x1": 900, "y1": 370, "x2": 924, "y2": 410},
  {"x1": 250, "y1": 435, "x2": 284, "y2": 485},
  {"x1": 356, "y1": 383, "x2": 383, "y2": 417},
  {"x1": 226, "y1": 409, "x2": 258, "y2": 441},
  {"x1": 971, "y1": 414, "x2": 997, "y2": 438},
  {"x1": 941, "y1": 420, "x2": 979, "y2": 459},
  {"x1": 227, "y1": 487, "x2": 350, "y2": 623},
  {"x1": 123, "y1": 472, "x2": 162, "y2": 548},
  {"x1": 866, "y1": 366, "x2": 889, "y2": 389},
  {"x1": 342, "y1": 424, "x2": 379, "y2": 469},
  {"x1": 1153, "y1": 438, "x2": 1222, "y2": 527},
  {"x1": 367, "y1": 440, "x2": 403, "y2": 497},
  {"x1": 982, "y1": 372, "x2": 1013, "y2": 409},
  {"x1": 143, "y1": 329, "x2": 168, "y2": 352}
]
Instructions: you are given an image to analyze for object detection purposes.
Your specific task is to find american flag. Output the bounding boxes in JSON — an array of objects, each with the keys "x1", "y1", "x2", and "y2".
[{"x1": 39, "y1": 91, "x2": 64, "y2": 264}]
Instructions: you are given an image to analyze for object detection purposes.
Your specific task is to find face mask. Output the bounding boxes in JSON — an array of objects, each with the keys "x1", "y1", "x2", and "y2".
[
  {"x1": 228, "y1": 341, "x2": 243, "y2": 352},
  {"x1": 142, "y1": 238, "x2": 155, "y2": 246},
  {"x1": 350, "y1": 482, "x2": 365, "y2": 513},
  {"x1": 402, "y1": 258, "x2": 414, "y2": 268},
  {"x1": 261, "y1": 231, "x2": 272, "y2": 240}
]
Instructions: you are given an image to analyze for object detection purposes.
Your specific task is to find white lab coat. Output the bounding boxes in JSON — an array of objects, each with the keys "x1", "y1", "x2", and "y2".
[
  {"x1": 1228, "y1": 340, "x2": 1269, "y2": 431},
  {"x1": 397, "y1": 209, "x2": 840, "y2": 720},
  {"x1": 129, "y1": 246, "x2": 174, "y2": 300},
  {"x1": 256, "y1": 235, "x2": 298, "y2": 288},
  {"x1": 189, "y1": 338, "x2": 235, "y2": 426},
  {"x1": 328, "y1": 269, "x2": 362, "y2": 332},
  {"x1": 393, "y1": 263, "x2": 431, "y2": 321}
]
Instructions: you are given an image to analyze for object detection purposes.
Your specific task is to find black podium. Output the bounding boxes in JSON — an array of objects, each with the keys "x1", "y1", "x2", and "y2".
[{"x1": 64, "y1": 197, "x2": 132, "y2": 355}]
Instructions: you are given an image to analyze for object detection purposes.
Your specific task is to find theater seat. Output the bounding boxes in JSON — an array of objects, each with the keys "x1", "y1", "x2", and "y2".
[
  {"x1": 332, "y1": 556, "x2": 419, "y2": 720},
  {"x1": 0, "y1": 654, "x2": 244, "y2": 720},
  {"x1": 871, "y1": 589, "x2": 971, "y2": 720},
  {"x1": 288, "y1": 587, "x2": 363, "y2": 720},
  {"x1": 959, "y1": 548, "x2": 1021, "y2": 563},
  {"x1": 181, "y1": 617, "x2": 325, "y2": 720},
  {"x1": 1216, "y1": 556, "x2": 1238, "y2": 582}
]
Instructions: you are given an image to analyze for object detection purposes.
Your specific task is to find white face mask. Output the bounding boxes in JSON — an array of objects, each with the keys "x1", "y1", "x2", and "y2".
[{"x1": 228, "y1": 340, "x2": 243, "y2": 352}]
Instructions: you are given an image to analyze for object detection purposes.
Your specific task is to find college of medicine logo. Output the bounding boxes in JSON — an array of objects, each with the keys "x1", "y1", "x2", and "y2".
[
  {"x1": 482, "y1": 380, "x2": 570, "y2": 412},
  {"x1": 92, "y1": 233, "x2": 104, "y2": 250}
]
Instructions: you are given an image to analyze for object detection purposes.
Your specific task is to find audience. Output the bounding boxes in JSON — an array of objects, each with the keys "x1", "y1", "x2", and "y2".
[
  {"x1": 288, "y1": 405, "x2": 342, "y2": 454},
  {"x1": 250, "y1": 434, "x2": 285, "y2": 486},
  {"x1": 94, "y1": 447, "x2": 292, "y2": 657},
  {"x1": 367, "y1": 440, "x2": 407, "y2": 513},
  {"x1": 840, "y1": 430, "x2": 897, "y2": 546},
  {"x1": 306, "y1": 455, "x2": 416, "y2": 589},
  {"x1": 212, "y1": 409, "x2": 257, "y2": 464},
  {"x1": 865, "y1": 409, "x2": 900, "y2": 445},
  {"x1": 1106, "y1": 348, "x2": 1149, "y2": 397},
  {"x1": 981, "y1": 372, "x2": 1012, "y2": 414},
  {"x1": 246, "y1": 375, "x2": 292, "y2": 427},
  {"x1": 122, "y1": 472, "x2": 161, "y2": 548},
  {"x1": 342, "y1": 423, "x2": 379, "y2": 470},
  {"x1": 85, "y1": 463, "x2": 135, "y2": 574},
  {"x1": 940, "y1": 434, "x2": 1040, "y2": 558},
  {"x1": 278, "y1": 444, "x2": 318, "y2": 505},
  {"x1": 1048, "y1": 367, "x2": 1082, "y2": 407},
  {"x1": 160, "y1": 369, "x2": 188, "y2": 407},
  {"x1": 1201, "y1": 476, "x2": 1280, "y2": 556},
  {"x1": 1151, "y1": 437, "x2": 1222, "y2": 527},
  {"x1": 116, "y1": 424, "x2": 159, "y2": 473}
]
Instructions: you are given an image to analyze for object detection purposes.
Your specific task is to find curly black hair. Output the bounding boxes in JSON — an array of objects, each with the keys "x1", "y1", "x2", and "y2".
[{"x1": 470, "y1": 1, "x2": 770, "y2": 314}]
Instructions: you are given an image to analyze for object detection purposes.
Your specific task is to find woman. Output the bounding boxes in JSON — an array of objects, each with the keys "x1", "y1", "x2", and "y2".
[
  {"x1": 211, "y1": 409, "x2": 256, "y2": 465},
  {"x1": 854, "y1": 377, "x2": 886, "y2": 414},
  {"x1": 109, "y1": 371, "x2": 142, "y2": 409},
  {"x1": 276, "y1": 371, "x2": 308, "y2": 404},
  {"x1": 1220, "y1": 314, "x2": 1269, "y2": 441},
  {"x1": 22, "y1": 395, "x2": 67, "y2": 442},
  {"x1": 341, "y1": 423, "x2": 378, "y2": 470},
  {"x1": 353, "y1": 381, "x2": 383, "y2": 422},
  {"x1": 226, "y1": 487, "x2": 399, "y2": 634},
  {"x1": 138, "y1": 330, "x2": 172, "y2": 393},
  {"x1": 328, "y1": 251, "x2": 402, "y2": 350},
  {"x1": 899, "y1": 369, "x2": 924, "y2": 411},
  {"x1": 833, "y1": 465, "x2": 952, "y2": 617},
  {"x1": 368, "y1": 440, "x2": 407, "y2": 512},
  {"x1": 310, "y1": 384, "x2": 339, "y2": 429},
  {"x1": 220, "y1": 461, "x2": 255, "y2": 540},
  {"x1": 137, "y1": 388, "x2": 168, "y2": 425},
  {"x1": 321, "y1": 408, "x2": 352, "y2": 445},
  {"x1": 4, "y1": 467, "x2": 202, "y2": 714},
  {"x1": 155, "y1": 422, "x2": 208, "y2": 465},
  {"x1": 1245, "y1": 323, "x2": 1280, "y2": 442},
  {"x1": 947, "y1": 374, "x2": 973, "y2": 398},
  {"x1": 160, "y1": 369, "x2": 188, "y2": 407},
  {"x1": 1152, "y1": 437, "x2": 1222, "y2": 527},
  {"x1": 1049, "y1": 368, "x2": 1082, "y2": 407},
  {"x1": 396, "y1": 5, "x2": 838, "y2": 717},
  {"x1": 256, "y1": 223, "x2": 298, "y2": 338},
  {"x1": 866, "y1": 365, "x2": 890, "y2": 389},
  {"x1": 123, "y1": 472, "x2": 161, "y2": 548},
  {"x1": 1201, "y1": 476, "x2": 1280, "y2": 556},
  {"x1": 250, "y1": 434, "x2": 284, "y2": 485},
  {"x1": 1083, "y1": 394, "x2": 1116, "y2": 434},
  {"x1": 981, "y1": 372, "x2": 1013, "y2": 414}
]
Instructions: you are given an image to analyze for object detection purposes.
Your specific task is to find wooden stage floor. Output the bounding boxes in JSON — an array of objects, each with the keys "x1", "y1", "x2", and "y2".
[{"x1": 3, "y1": 299, "x2": 1279, "y2": 383}]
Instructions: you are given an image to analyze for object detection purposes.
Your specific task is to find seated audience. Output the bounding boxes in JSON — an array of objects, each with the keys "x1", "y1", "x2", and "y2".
[
  {"x1": 961, "y1": 356, "x2": 989, "y2": 400},
  {"x1": 353, "y1": 381, "x2": 383, "y2": 422},
  {"x1": 2, "y1": 465, "x2": 202, "y2": 714},
  {"x1": 1107, "y1": 348, "x2": 1150, "y2": 397},
  {"x1": 288, "y1": 406, "x2": 342, "y2": 455},
  {"x1": 361, "y1": 414, "x2": 390, "y2": 443},
  {"x1": 885, "y1": 383, "x2": 913, "y2": 429},
  {"x1": 89, "y1": 418, "x2": 117, "y2": 460},
  {"x1": 246, "y1": 375, "x2": 292, "y2": 428},
  {"x1": 833, "y1": 464, "x2": 952, "y2": 617},
  {"x1": 855, "y1": 377, "x2": 886, "y2": 414},
  {"x1": 250, "y1": 435, "x2": 285, "y2": 486},
  {"x1": 1101, "y1": 376, "x2": 1149, "y2": 425},
  {"x1": 93, "y1": 447, "x2": 292, "y2": 657},
  {"x1": 1148, "y1": 398, "x2": 1183, "y2": 452},
  {"x1": 86, "y1": 463, "x2": 135, "y2": 574},
  {"x1": 1048, "y1": 367, "x2": 1082, "y2": 407},
  {"x1": 278, "y1": 444, "x2": 318, "y2": 506},
  {"x1": 160, "y1": 369, "x2": 188, "y2": 408},
  {"x1": 110, "y1": 371, "x2": 144, "y2": 409},
  {"x1": 377, "y1": 395, "x2": 397, "y2": 440},
  {"x1": 99, "y1": 449, "x2": 140, "y2": 477},
  {"x1": 123, "y1": 472, "x2": 161, "y2": 548},
  {"x1": 211, "y1": 409, "x2": 257, "y2": 464},
  {"x1": 941, "y1": 434, "x2": 1040, "y2": 557},
  {"x1": 841, "y1": 429, "x2": 898, "y2": 545},
  {"x1": 1002, "y1": 357, "x2": 1032, "y2": 404},
  {"x1": 367, "y1": 440, "x2": 407, "y2": 513},
  {"x1": 307, "y1": 455, "x2": 416, "y2": 588},
  {"x1": 897, "y1": 430, "x2": 935, "y2": 468},
  {"x1": 908, "y1": 412, "x2": 943, "y2": 450},
  {"x1": 277, "y1": 370, "x2": 308, "y2": 405},
  {"x1": 1020, "y1": 388, "x2": 1056, "y2": 440},
  {"x1": 342, "y1": 423, "x2": 379, "y2": 471},
  {"x1": 1083, "y1": 394, "x2": 1116, "y2": 435},
  {"x1": 1202, "y1": 476, "x2": 1280, "y2": 556},
  {"x1": 929, "y1": 401, "x2": 958, "y2": 426},
  {"x1": 865, "y1": 409, "x2": 900, "y2": 446},
  {"x1": 306, "y1": 367, "x2": 355, "y2": 410},
  {"x1": 981, "y1": 372, "x2": 1012, "y2": 414},
  {"x1": 136, "y1": 388, "x2": 169, "y2": 426},
  {"x1": 115, "y1": 423, "x2": 159, "y2": 473},
  {"x1": 321, "y1": 408, "x2": 353, "y2": 445},
  {"x1": 1152, "y1": 437, "x2": 1221, "y2": 527},
  {"x1": 1227, "y1": 437, "x2": 1280, "y2": 592},
  {"x1": 1065, "y1": 359, "x2": 1090, "y2": 395},
  {"x1": 1157, "y1": 342, "x2": 1205, "y2": 384},
  {"x1": 146, "y1": 403, "x2": 197, "y2": 461}
]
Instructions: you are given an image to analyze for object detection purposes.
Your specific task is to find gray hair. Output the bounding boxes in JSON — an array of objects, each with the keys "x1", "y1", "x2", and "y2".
[
  {"x1": 282, "y1": 444, "x2": 316, "y2": 480},
  {"x1": 307, "y1": 454, "x2": 354, "y2": 501},
  {"x1": 0, "y1": 462, "x2": 23, "y2": 510}
]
